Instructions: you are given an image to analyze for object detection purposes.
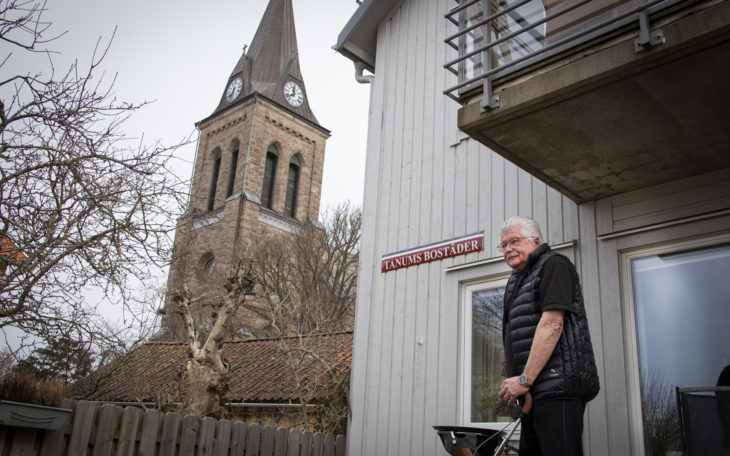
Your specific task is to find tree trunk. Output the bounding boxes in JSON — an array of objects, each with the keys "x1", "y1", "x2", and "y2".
[{"x1": 183, "y1": 358, "x2": 226, "y2": 418}]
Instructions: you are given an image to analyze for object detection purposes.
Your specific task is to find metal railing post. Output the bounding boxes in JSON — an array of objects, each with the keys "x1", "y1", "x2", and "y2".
[{"x1": 481, "y1": 0, "x2": 500, "y2": 111}]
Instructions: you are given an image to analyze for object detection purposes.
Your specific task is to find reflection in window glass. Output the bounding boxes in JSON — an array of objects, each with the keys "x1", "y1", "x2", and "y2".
[
  {"x1": 470, "y1": 287, "x2": 511, "y2": 423},
  {"x1": 632, "y1": 244, "x2": 730, "y2": 455}
]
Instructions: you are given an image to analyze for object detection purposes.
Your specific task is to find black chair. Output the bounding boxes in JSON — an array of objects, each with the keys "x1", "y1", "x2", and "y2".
[{"x1": 676, "y1": 386, "x2": 730, "y2": 456}]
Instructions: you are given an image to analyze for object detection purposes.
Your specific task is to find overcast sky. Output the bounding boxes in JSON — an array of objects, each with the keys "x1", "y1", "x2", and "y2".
[{"x1": 30, "y1": 0, "x2": 371, "y2": 212}]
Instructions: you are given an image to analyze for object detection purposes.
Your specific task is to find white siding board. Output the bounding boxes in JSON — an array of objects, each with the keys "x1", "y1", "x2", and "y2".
[
  {"x1": 547, "y1": 185, "x2": 564, "y2": 244},
  {"x1": 375, "y1": 8, "x2": 402, "y2": 453},
  {"x1": 410, "y1": 1, "x2": 437, "y2": 452},
  {"x1": 426, "y1": 2, "x2": 449, "y2": 453},
  {"x1": 490, "y1": 153, "x2": 506, "y2": 258},
  {"x1": 347, "y1": 17, "x2": 386, "y2": 455},
  {"x1": 532, "y1": 179, "x2": 548, "y2": 241},
  {"x1": 504, "y1": 162, "x2": 519, "y2": 218},
  {"x1": 354, "y1": 12, "x2": 394, "y2": 456},
  {"x1": 518, "y1": 168, "x2": 532, "y2": 216},
  {"x1": 577, "y1": 203, "x2": 611, "y2": 456},
  {"x1": 596, "y1": 168, "x2": 730, "y2": 235},
  {"x1": 395, "y1": 8, "x2": 420, "y2": 446},
  {"x1": 564, "y1": 194, "x2": 580, "y2": 242}
]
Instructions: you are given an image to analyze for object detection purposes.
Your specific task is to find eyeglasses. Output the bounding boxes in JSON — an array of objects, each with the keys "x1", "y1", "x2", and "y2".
[{"x1": 497, "y1": 237, "x2": 533, "y2": 252}]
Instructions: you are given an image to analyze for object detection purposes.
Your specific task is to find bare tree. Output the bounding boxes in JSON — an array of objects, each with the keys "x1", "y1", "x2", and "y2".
[
  {"x1": 169, "y1": 203, "x2": 360, "y2": 424},
  {"x1": 247, "y1": 203, "x2": 360, "y2": 431},
  {"x1": 249, "y1": 203, "x2": 360, "y2": 337},
  {"x1": 0, "y1": 1, "x2": 189, "y2": 355}
]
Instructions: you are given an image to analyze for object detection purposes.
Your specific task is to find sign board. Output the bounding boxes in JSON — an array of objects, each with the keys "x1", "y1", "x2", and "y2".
[{"x1": 381, "y1": 231, "x2": 484, "y2": 273}]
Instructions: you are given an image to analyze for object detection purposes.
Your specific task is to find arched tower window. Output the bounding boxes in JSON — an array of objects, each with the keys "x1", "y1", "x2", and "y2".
[
  {"x1": 226, "y1": 143, "x2": 240, "y2": 198},
  {"x1": 207, "y1": 149, "x2": 222, "y2": 211},
  {"x1": 261, "y1": 144, "x2": 278, "y2": 209},
  {"x1": 284, "y1": 155, "x2": 300, "y2": 218}
]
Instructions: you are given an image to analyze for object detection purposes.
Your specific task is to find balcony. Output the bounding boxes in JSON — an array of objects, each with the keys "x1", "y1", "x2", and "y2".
[{"x1": 446, "y1": 0, "x2": 730, "y2": 203}]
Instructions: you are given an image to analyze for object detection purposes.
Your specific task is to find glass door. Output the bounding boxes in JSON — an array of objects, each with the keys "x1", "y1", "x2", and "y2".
[{"x1": 628, "y1": 242, "x2": 730, "y2": 455}]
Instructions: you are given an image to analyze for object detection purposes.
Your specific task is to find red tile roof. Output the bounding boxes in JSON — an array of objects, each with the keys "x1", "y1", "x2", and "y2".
[
  {"x1": 72, "y1": 332, "x2": 352, "y2": 404},
  {"x1": 0, "y1": 237, "x2": 26, "y2": 261}
]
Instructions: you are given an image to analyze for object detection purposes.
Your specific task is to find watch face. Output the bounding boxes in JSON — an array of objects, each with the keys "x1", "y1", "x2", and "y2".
[
  {"x1": 283, "y1": 81, "x2": 304, "y2": 107},
  {"x1": 226, "y1": 77, "x2": 243, "y2": 102}
]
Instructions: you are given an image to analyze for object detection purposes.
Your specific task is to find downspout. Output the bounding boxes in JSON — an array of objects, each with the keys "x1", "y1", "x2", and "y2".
[
  {"x1": 354, "y1": 61, "x2": 374, "y2": 84},
  {"x1": 232, "y1": 97, "x2": 258, "y2": 259}
]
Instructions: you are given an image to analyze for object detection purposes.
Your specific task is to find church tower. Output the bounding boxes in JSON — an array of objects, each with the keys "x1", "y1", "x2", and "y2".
[{"x1": 164, "y1": 0, "x2": 329, "y2": 337}]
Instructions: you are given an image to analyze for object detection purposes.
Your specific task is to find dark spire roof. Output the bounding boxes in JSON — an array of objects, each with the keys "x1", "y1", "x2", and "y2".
[{"x1": 210, "y1": 0, "x2": 319, "y2": 126}]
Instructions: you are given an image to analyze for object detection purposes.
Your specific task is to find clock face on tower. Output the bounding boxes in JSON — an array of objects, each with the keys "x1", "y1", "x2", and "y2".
[
  {"x1": 225, "y1": 77, "x2": 243, "y2": 102},
  {"x1": 283, "y1": 81, "x2": 304, "y2": 107}
]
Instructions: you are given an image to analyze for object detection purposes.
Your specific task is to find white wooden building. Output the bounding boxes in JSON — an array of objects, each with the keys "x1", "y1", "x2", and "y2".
[{"x1": 334, "y1": 0, "x2": 730, "y2": 455}]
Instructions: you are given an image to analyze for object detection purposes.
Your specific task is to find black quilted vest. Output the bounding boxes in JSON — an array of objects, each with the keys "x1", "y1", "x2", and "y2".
[{"x1": 502, "y1": 243, "x2": 600, "y2": 402}]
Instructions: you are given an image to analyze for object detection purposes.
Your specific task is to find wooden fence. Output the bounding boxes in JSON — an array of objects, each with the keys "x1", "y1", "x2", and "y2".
[{"x1": 0, "y1": 399, "x2": 346, "y2": 456}]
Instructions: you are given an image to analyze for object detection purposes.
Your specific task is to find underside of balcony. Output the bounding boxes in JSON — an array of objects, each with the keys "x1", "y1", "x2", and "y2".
[{"x1": 457, "y1": 0, "x2": 730, "y2": 203}]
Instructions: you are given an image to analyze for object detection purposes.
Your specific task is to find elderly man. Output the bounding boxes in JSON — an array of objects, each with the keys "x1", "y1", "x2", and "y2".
[{"x1": 497, "y1": 216, "x2": 599, "y2": 456}]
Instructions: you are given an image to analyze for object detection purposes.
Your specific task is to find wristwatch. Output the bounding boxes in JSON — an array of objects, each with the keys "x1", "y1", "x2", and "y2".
[{"x1": 519, "y1": 373, "x2": 532, "y2": 389}]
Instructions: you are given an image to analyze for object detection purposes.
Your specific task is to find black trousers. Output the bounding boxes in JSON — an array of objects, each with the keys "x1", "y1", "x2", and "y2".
[{"x1": 519, "y1": 398, "x2": 586, "y2": 456}]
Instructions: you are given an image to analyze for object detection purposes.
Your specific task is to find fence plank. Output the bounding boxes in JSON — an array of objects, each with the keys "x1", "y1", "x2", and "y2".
[
  {"x1": 9, "y1": 428, "x2": 37, "y2": 456},
  {"x1": 117, "y1": 406, "x2": 144, "y2": 456},
  {"x1": 160, "y1": 411, "x2": 182, "y2": 456},
  {"x1": 245, "y1": 423, "x2": 261, "y2": 456},
  {"x1": 39, "y1": 398, "x2": 76, "y2": 456},
  {"x1": 92, "y1": 403, "x2": 122, "y2": 456},
  {"x1": 260, "y1": 425, "x2": 275, "y2": 456},
  {"x1": 273, "y1": 427, "x2": 288, "y2": 456},
  {"x1": 198, "y1": 416, "x2": 216, "y2": 456},
  {"x1": 138, "y1": 409, "x2": 161, "y2": 456},
  {"x1": 312, "y1": 432, "x2": 323, "y2": 456},
  {"x1": 324, "y1": 433, "x2": 336, "y2": 456},
  {"x1": 0, "y1": 427, "x2": 8, "y2": 454},
  {"x1": 335, "y1": 435, "x2": 346, "y2": 456},
  {"x1": 300, "y1": 431, "x2": 312, "y2": 456},
  {"x1": 213, "y1": 419, "x2": 232, "y2": 456},
  {"x1": 179, "y1": 414, "x2": 200, "y2": 456},
  {"x1": 67, "y1": 401, "x2": 98, "y2": 456},
  {"x1": 229, "y1": 421, "x2": 247, "y2": 455},
  {"x1": 288, "y1": 429, "x2": 301, "y2": 456}
]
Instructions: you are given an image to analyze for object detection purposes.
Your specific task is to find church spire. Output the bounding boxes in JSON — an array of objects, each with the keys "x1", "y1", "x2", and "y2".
[{"x1": 211, "y1": 0, "x2": 319, "y2": 126}]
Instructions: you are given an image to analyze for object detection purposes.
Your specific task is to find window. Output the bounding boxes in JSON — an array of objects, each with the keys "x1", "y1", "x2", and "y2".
[
  {"x1": 200, "y1": 252, "x2": 216, "y2": 278},
  {"x1": 624, "y1": 239, "x2": 730, "y2": 456},
  {"x1": 261, "y1": 145, "x2": 278, "y2": 209},
  {"x1": 226, "y1": 146, "x2": 239, "y2": 198},
  {"x1": 461, "y1": 277, "x2": 511, "y2": 427},
  {"x1": 203, "y1": 256, "x2": 215, "y2": 277},
  {"x1": 207, "y1": 151, "x2": 222, "y2": 211},
  {"x1": 284, "y1": 155, "x2": 300, "y2": 217}
]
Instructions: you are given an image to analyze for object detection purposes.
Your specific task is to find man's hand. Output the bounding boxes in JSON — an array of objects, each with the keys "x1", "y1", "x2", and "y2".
[{"x1": 498, "y1": 376, "x2": 530, "y2": 406}]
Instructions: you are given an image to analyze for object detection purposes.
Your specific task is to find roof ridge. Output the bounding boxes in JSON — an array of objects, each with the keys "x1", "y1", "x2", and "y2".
[{"x1": 141, "y1": 331, "x2": 354, "y2": 347}]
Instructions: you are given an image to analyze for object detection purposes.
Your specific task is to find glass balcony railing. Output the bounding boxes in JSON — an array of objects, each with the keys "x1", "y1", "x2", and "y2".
[{"x1": 444, "y1": 0, "x2": 682, "y2": 109}]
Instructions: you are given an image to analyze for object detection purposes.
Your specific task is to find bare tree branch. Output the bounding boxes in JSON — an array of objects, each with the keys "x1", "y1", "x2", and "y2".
[{"x1": 0, "y1": 0, "x2": 190, "y2": 359}]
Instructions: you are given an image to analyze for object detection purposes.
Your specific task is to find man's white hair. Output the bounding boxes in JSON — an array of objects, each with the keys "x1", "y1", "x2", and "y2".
[{"x1": 499, "y1": 216, "x2": 543, "y2": 240}]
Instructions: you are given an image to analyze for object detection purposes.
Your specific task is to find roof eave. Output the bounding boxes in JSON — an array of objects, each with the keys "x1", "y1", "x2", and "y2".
[{"x1": 333, "y1": 0, "x2": 398, "y2": 72}]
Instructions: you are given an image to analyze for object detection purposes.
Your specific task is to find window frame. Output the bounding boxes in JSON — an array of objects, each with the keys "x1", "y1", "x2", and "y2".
[
  {"x1": 619, "y1": 231, "x2": 730, "y2": 455},
  {"x1": 261, "y1": 145, "x2": 279, "y2": 209},
  {"x1": 459, "y1": 273, "x2": 511, "y2": 429},
  {"x1": 207, "y1": 150, "x2": 222, "y2": 211},
  {"x1": 284, "y1": 155, "x2": 300, "y2": 218},
  {"x1": 226, "y1": 146, "x2": 240, "y2": 198}
]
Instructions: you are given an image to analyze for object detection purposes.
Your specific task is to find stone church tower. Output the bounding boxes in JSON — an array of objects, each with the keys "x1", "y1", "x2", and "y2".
[{"x1": 164, "y1": 0, "x2": 329, "y2": 337}]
